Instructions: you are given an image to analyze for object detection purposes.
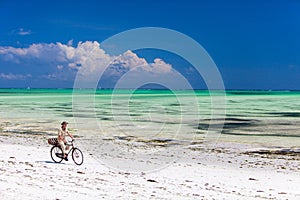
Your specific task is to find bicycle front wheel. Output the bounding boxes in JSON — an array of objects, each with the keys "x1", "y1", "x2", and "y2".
[
  {"x1": 72, "y1": 148, "x2": 83, "y2": 165},
  {"x1": 50, "y1": 146, "x2": 63, "y2": 163}
]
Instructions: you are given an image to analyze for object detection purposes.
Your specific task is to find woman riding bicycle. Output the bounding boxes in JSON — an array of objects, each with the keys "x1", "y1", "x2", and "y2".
[{"x1": 58, "y1": 121, "x2": 74, "y2": 161}]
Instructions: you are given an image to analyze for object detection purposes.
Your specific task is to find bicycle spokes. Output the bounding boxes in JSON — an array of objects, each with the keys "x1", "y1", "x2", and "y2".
[{"x1": 72, "y1": 148, "x2": 84, "y2": 165}]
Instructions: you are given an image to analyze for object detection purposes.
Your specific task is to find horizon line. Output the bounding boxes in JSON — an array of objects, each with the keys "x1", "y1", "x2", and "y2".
[{"x1": 0, "y1": 88, "x2": 300, "y2": 92}]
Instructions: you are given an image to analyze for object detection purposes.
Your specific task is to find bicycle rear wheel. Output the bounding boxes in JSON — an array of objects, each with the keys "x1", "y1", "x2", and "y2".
[
  {"x1": 50, "y1": 146, "x2": 64, "y2": 163},
  {"x1": 72, "y1": 148, "x2": 83, "y2": 165}
]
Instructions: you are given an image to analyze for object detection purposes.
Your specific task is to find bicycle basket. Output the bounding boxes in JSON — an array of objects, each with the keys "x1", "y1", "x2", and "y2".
[{"x1": 48, "y1": 137, "x2": 58, "y2": 145}]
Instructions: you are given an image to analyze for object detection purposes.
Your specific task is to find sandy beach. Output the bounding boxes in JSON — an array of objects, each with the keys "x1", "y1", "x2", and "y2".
[
  {"x1": 1, "y1": 0, "x2": 300, "y2": 199},
  {"x1": 1, "y1": 130, "x2": 299, "y2": 200}
]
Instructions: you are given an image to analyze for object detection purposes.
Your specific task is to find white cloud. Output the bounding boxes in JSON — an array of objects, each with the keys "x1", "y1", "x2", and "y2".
[
  {"x1": 41, "y1": 73, "x2": 57, "y2": 80},
  {"x1": 16, "y1": 28, "x2": 32, "y2": 36},
  {"x1": 149, "y1": 58, "x2": 172, "y2": 73},
  {"x1": 41, "y1": 73, "x2": 70, "y2": 81},
  {"x1": 0, "y1": 73, "x2": 32, "y2": 80},
  {"x1": 57, "y1": 65, "x2": 64, "y2": 70},
  {"x1": 0, "y1": 41, "x2": 181, "y2": 87},
  {"x1": 0, "y1": 43, "x2": 67, "y2": 63},
  {"x1": 108, "y1": 51, "x2": 173, "y2": 76},
  {"x1": 67, "y1": 39, "x2": 73, "y2": 46},
  {"x1": 57, "y1": 41, "x2": 112, "y2": 76},
  {"x1": 113, "y1": 50, "x2": 148, "y2": 69}
]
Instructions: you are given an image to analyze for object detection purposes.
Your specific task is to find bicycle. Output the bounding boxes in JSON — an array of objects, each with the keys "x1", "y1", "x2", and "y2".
[{"x1": 48, "y1": 138, "x2": 84, "y2": 165}]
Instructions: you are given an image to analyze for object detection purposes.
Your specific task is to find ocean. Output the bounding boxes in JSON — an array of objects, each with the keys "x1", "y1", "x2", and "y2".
[{"x1": 1, "y1": 89, "x2": 300, "y2": 149}]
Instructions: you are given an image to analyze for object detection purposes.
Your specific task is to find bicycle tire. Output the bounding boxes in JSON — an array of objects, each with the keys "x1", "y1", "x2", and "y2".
[
  {"x1": 50, "y1": 146, "x2": 64, "y2": 163},
  {"x1": 72, "y1": 148, "x2": 83, "y2": 165}
]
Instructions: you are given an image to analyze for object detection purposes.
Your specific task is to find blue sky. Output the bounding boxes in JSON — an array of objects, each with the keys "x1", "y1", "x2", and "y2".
[{"x1": 0, "y1": 0, "x2": 299, "y2": 89}]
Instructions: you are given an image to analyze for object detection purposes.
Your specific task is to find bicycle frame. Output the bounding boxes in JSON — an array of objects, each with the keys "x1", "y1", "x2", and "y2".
[
  {"x1": 50, "y1": 140, "x2": 84, "y2": 165},
  {"x1": 63, "y1": 141, "x2": 76, "y2": 155}
]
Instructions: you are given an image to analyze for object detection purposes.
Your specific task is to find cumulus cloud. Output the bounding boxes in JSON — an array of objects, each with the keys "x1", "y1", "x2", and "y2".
[
  {"x1": 113, "y1": 50, "x2": 148, "y2": 69},
  {"x1": 0, "y1": 41, "x2": 183, "y2": 87},
  {"x1": 150, "y1": 58, "x2": 172, "y2": 73},
  {"x1": 0, "y1": 73, "x2": 31, "y2": 80},
  {"x1": 58, "y1": 41, "x2": 112, "y2": 77},
  {"x1": 107, "y1": 51, "x2": 173, "y2": 76},
  {"x1": 67, "y1": 39, "x2": 73, "y2": 46},
  {"x1": 0, "y1": 43, "x2": 67, "y2": 63}
]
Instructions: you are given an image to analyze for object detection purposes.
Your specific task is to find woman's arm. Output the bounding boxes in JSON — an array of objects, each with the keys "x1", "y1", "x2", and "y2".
[{"x1": 67, "y1": 131, "x2": 74, "y2": 140}]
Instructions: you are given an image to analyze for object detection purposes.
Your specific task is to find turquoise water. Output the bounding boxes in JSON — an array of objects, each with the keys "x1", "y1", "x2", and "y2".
[{"x1": 0, "y1": 89, "x2": 299, "y2": 148}]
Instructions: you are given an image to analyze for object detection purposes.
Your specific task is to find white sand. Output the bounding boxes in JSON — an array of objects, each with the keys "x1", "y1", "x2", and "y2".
[{"x1": 0, "y1": 135, "x2": 300, "y2": 200}]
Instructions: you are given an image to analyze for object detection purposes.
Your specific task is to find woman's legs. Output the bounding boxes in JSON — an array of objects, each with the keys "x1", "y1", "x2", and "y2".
[{"x1": 58, "y1": 140, "x2": 67, "y2": 158}]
